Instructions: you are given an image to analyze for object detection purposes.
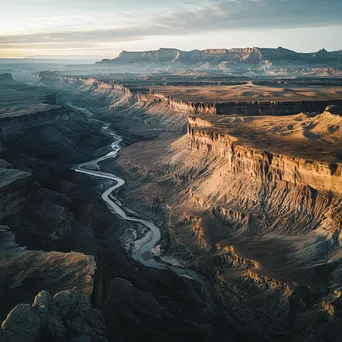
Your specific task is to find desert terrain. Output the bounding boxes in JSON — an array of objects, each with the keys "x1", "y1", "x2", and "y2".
[
  {"x1": 147, "y1": 82, "x2": 342, "y2": 103},
  {"x1": 1, "y1": 65, "x2": 342, "y2": 342}
]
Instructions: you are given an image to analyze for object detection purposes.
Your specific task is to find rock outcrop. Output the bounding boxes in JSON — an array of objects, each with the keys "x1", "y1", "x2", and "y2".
[
  {"x1": 0, "y1": 290, "x2": 108, "y2": 342},
  {"x1": 215, "y1": 99, "x2": 342, "y2": 116},
  {"x1": 0, "y1": 227, "x2": 97, "y2": 323}
]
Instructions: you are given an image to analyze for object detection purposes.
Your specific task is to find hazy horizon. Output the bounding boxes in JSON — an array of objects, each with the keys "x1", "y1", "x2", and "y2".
[{"x1": 1, "y1": 0, "x2": 342, "y2": 59}]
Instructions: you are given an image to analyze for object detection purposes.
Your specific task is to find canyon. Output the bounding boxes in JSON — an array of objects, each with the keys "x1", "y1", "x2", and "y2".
[
  {"x1": 1, "y1": 68, "x2": 342, "y2": 341},
  {"x1": 0, "y1": 73, "x2": 248, "y2": 341}
]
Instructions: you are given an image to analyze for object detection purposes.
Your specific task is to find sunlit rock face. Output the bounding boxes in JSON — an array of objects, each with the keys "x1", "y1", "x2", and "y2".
[
  {"x1": 188, "y1": 127, "x2": 342, "y2": 194},
  {"x1": 188, "y1": 107, "x2": 342, "y2": 193}
]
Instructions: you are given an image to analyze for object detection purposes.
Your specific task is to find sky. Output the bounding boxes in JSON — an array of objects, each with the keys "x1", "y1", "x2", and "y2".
[{"x1": 0, "y1": 0, "x2": 341, "y2": 59}]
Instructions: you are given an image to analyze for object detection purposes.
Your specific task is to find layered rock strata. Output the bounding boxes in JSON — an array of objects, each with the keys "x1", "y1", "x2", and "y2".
[
  {"x1": 44, "y1": 75, "x2": 342, "y2": 117},
  {"x1": 188, "y1": 123, "x2": 342, "y2": 194}
]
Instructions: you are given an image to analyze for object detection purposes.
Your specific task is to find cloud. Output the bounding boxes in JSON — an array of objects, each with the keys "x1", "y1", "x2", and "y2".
[{"x1": 0, "y1": 0, "x2": 341, "y2": 50}]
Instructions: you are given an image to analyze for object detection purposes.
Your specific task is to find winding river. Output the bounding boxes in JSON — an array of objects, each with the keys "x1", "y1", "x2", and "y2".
[{"x1": 73, "y1": 118, "x2": 217, "y2": 311}]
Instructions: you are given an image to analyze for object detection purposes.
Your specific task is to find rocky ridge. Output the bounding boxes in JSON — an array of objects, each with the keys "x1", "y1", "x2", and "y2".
[{"x1": 98, "y1": 47, "x2": 342, "y2": 67}]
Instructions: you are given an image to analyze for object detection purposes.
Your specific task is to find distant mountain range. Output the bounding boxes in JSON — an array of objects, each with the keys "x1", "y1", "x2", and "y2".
[{"x1": 97, "y1": 47, "x2": 342, "y2": 72}]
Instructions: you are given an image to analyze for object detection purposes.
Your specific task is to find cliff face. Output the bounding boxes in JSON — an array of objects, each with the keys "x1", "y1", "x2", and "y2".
[
  {"x1": 0, "y1": 106, "x2": 70, "y2": 138},
  {"x1": 216, "y1": 99, "x2": 342, "y2": 116},
  {"x1": 187, "y1": 124, "x2": 342, "y2": 194},
  {"x1": 0, "y1": 161, "x2": 38, "y2": 221},
  {"x1": 41, "y1": 75, "x2": 342, "y2": 118}
]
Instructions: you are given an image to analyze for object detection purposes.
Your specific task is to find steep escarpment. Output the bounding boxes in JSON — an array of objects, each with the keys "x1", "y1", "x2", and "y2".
[
  {"x1": 0, "y1": 161, "x2": 38, "y2": 221},
  {"x1": 187, "y1": 122, "x2": 342, "y2": 194},
  {"x1": 40, "y1": 73, "x2": 342, "y2": 118},
  {"x1": 39, "y1": 73, "x2": 189, "y2": 133},
  {"x1": 215, "y1": 99, "x2": 342, "y2": 115}
]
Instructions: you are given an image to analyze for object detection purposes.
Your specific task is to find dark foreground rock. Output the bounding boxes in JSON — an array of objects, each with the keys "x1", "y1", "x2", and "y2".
[{"x1": 0, "y1": 290, "x2": 108, "y2": 342}]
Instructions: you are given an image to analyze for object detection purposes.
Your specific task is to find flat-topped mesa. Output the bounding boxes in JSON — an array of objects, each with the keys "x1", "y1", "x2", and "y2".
[
  {"x1": 188, "y1": 110, "x2": 342, "y2": 194},
  {"x1": 97, "y1": 47, "x2": 342, "y2": 67},
  {"x1": 215, "y1": 99, "x2": 342, "y2": 116},
  {"x1": 136, "y1": 91, "x2": 217, "y2": 115}
]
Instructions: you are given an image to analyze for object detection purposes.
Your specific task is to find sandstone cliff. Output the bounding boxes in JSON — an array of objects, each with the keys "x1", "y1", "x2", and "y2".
[{"x1": 187, "y1": 119, "x2": 342, "y2": 194}]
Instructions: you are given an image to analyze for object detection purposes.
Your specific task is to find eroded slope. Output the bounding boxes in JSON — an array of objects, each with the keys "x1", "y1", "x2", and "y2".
[{"x1": 111, "y1": 108, "x2": 342, "y2": 340}]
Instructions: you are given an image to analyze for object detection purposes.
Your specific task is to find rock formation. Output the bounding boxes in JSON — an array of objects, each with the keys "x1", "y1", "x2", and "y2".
[
  {"x1": 0, "y1": 290, "x2": 108, "y2": 342},
  {"x1": 97, "y1": 47, "x2": 342, "y2": 70},
  {"x1": 110, "y1": 105, "x2": 342, "y2": 340}
]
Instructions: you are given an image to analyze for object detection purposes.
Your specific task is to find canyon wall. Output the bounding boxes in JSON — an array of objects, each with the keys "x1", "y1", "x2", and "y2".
[
  {"x1": 188, "y1": 118, "x2": 342, "y2": 194},
  {"x1": 44, "y1": 75, "x2": 342, "y2": 117},
  {"x1": 0, "y1": 163, "x2": 38, "y2": 221},
  {"x1": 133, "y1": 89, "x2": 342, "y2": 116},
  {"x1": 216, "y1": 99, "x2": 342, "y2": 116},
  {"x1": 0, "y1": 106, "x2": 70, "y2": 138}
]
